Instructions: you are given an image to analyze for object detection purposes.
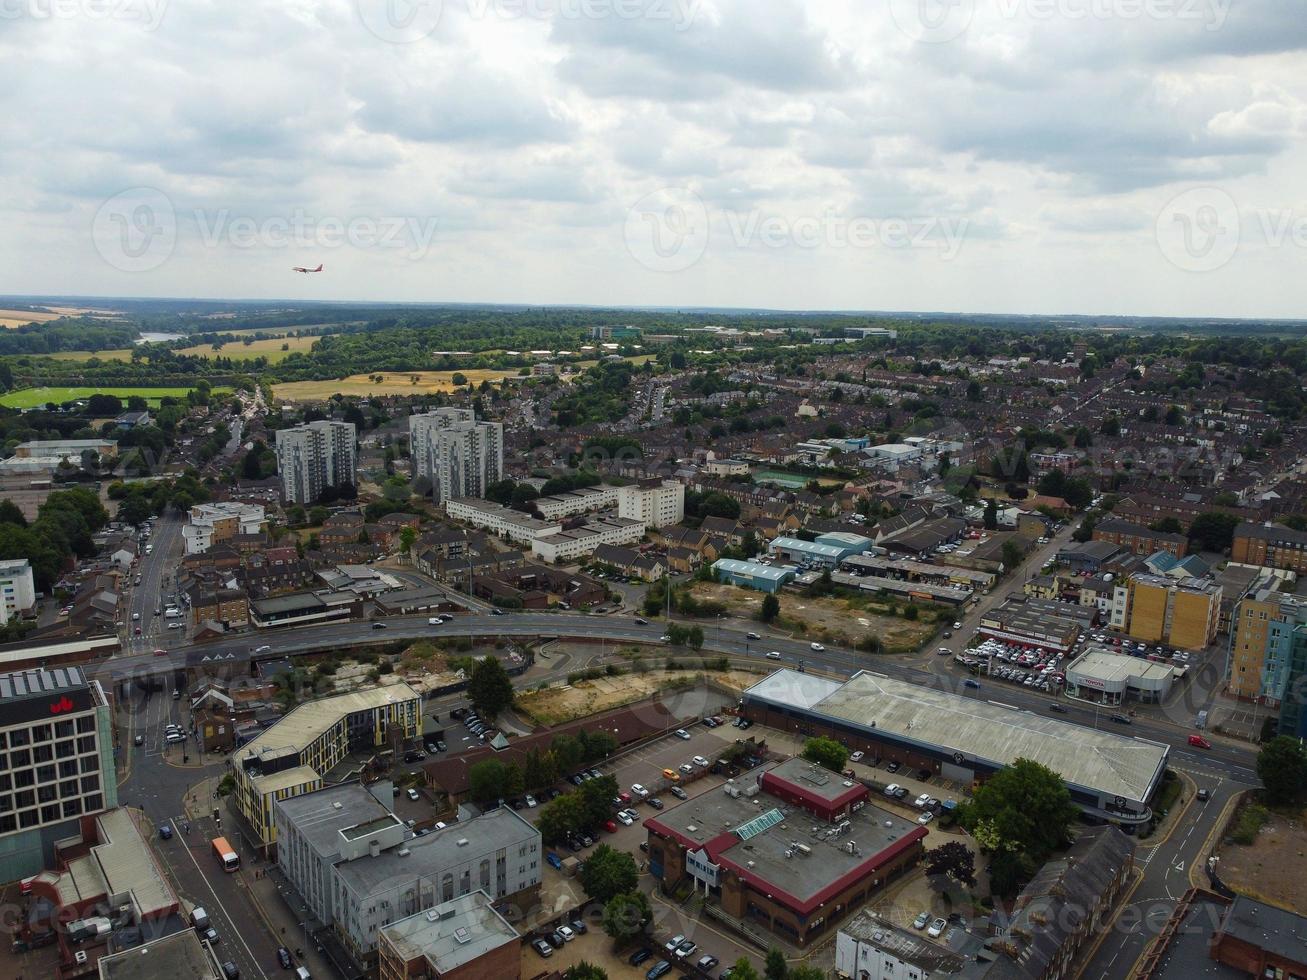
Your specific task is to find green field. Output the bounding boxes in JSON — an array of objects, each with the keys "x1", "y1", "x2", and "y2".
[{"x1": 0, "y1": 386, "x2": 232, "y2": 409}]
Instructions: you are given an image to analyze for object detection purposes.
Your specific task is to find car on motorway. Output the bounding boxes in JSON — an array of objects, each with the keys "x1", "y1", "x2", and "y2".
[
  {"x1": 1197, "y1": 788, "x2": 1210, "y2": 802},
  {"x1": 952, "y1": 621, "x2": 963, "y2": 630},
  {"x1": 963, "y1": 679, "x2": 980, "y2": 689},
  {"x1": 134, "y1": 734, "x2": 144, "y2": 746},
  {"x1": 746, "y1": 631, "x2": 760, "y2": 640},
  {"x1": 490, "y1": 608, "x2": 505, "y2": 616},
  {"x1": 1110, "y1": 714, "x2": 1132, "y2": 725},
  {"x1": 159, "y1": 823, "x2": 173, "y2": 840},
  {"x1": 1188, "y1": 734, "x2": 1211, "y2": 748},
  {"x1": 766, "y1": 651, "x2": 782, "y2": 659},
  {"x1": 165, "y1": 732, "x2": 186, "y2": 744},
  {"x1": 371, "y1": 622, "x2": 387, "y2": 630},
  {"x1": 132, "y1": 612, "x2": 140, "y2": 621},
  {"x1": 810, "y1": 642, "x2": 825, "y2": 652},
  {"x1": 153, "y1": 648, "x2": 167, "y2": 656},
  {"x1": 913, "y1": 911, "x2": 930, "y2": 929},
  {"x1": 674, "y1": 728, "x2": 690, "y2": 740},
  {"x1": 1048, "y1": 703, "x2": 1068, "y2": 713},
  {"x1": 635, "y1": 617, "x2": 649, "y2": 625}
]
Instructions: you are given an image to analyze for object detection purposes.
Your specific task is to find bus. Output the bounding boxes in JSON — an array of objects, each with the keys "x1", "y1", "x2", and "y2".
[{"x1": 211, "y1": 836, "x2": 239, "y2": 872}]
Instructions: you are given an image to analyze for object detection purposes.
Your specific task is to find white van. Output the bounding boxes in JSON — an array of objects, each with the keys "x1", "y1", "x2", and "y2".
[{"x1": 295, "y1": 968, "x2": 311, "y2": 980}]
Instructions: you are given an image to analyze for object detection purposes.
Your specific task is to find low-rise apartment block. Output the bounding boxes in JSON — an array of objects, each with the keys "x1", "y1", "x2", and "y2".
[
  {"x1": 1232, "y1": 521, "x2": 1307, "y2": 573},
  {"x1": 183, "y1": 501, "x2": 268, "y2": 554},
  {"x1": 233, "y1": 683, "x2": 422, "y2": 851},
  {"x1": 531, "y1": 516, "x2": 645, "y2": 563},
  {"x1": 445, "y1": 499, "x2": 561, "y2": 545},
  {"x1": 1122, "y1": 574, "x2": 1221, "y2": 650}
]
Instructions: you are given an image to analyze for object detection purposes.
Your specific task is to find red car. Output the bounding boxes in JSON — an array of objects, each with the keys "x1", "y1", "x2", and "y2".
[
  {"x1": 604, "y1": 819, "x2": 618, "y2": 833},
  {"x1": 1188, "y1": 734, "x2": 1211, "y2": 749},
  {"x1": 618, "y1": 791, "x2": 632, "y2": 804},
  {"x1": 153, "y1": 649, "x2": 167, "y2": 657}
]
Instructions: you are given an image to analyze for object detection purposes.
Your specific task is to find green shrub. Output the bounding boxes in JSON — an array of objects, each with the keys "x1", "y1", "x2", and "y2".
[{"x1": 1231, "y1": 803, "x2": 1270, "y2": 845}]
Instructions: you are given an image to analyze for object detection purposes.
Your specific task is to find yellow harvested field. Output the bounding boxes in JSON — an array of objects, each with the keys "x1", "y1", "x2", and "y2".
[
  {"x1": 0, "y1": 309, "x2": 62, "y2": 328},
  {"x1": 44, "y1": 348, "x2": 133, "y2": 362},
  {"x1": 273, "y1": 370, "x2": 524, "y2": 401},
  {"x1": 173, "y1": 334, "x2": 321, "y2": 361}
]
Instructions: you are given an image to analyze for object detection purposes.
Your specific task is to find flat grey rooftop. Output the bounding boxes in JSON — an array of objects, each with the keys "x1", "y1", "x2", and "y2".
[
  {"x1": 335, "y1": 807, "x2": 537, "y2": 895},
  {"x1": 275, "y1": 782, "x2": 392, "y2": 856},
  {"x1": 381, "y1": 890, "x2": 518, "y2": 972},
  {"x1": 648, "y1": 777, "x2": 920, "y2": 904},
  {"x1": 746, "y1": 669, "x2": 1168, "y2": 804}
]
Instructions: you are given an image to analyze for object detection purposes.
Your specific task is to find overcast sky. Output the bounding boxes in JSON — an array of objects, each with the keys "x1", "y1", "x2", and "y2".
[{"x1": 2, "y1": 0, "x2": 1305, "y2": 317}]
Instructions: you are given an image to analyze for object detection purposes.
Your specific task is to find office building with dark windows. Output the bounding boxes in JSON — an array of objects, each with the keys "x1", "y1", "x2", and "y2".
[{"x1": 0, "y1": 667, "x2": 117, "y2": 881}]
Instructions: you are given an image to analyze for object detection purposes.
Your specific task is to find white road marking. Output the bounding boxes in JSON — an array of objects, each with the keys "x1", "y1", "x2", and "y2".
[{"x1": 167, "y1": 817, "x2": 269, "y2": 980}]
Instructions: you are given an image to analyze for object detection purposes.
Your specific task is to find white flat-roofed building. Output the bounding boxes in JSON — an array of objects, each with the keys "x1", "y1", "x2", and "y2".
[
  {"x1": 531, "y1": 516, "x2": 645, "y2": 563},
  {"x1": 1065, "y1": 647, "x2": 1178, "y2": 705},
  {"x1": 13, "y1": 438, "x2": 117, "y2": 460},
  {"x1": 182, "y1": 501, "x2": 267, "y2": 554},
  {"x1": 444, "y1": 498, "x2": 561, "y2": 544},
  {"x1": 0, "y1": 558, "x2": 36, "y2": 624},
  {"x1": 617, "y1": 479, "x2": 685, "y2": 528},
  {"x1": 531, "y1": 485, "x2": 620, "y2": 520},
  {"x1": 743, "y1": 668, "x2": 1168, "y2": 828}
]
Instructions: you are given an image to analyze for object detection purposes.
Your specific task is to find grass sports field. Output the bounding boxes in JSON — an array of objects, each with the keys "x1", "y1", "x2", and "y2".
[{"x1": 0, "y1": 385, "x2": 231, "y2": 409}]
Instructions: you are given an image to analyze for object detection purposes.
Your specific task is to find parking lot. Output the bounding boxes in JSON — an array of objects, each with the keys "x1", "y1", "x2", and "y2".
[{"x1": 598, "y1": 721, "x2": 740, "y2": 800}]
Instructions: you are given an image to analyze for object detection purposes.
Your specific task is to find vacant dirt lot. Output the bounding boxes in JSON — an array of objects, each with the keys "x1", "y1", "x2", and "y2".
[
  {"x1": 1218, "y1": 806, "x2": 1307, "y2": 910},
  {"x1": 516, "y1": 667, "x2": 761, "y2": 727},
  {"x1": 690, "y1": 582, "x2": 937, "y2": 653}
]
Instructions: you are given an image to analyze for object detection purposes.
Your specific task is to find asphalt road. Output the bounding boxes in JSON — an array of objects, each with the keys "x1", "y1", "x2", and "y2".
[{"x1": 121, "y1": 513, "x2": 186, "y2": 656}]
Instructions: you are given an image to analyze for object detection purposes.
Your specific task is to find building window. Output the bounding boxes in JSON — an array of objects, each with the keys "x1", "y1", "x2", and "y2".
[
  {"x1": 77, "y1": 716, "x2": 94, "y2": 734},
  {"x1": 30, "y1": 724, "x2": 50, "y2": 743},
  {"x1": 54, "y1": 720, "x2": 74, "y2": 739}
]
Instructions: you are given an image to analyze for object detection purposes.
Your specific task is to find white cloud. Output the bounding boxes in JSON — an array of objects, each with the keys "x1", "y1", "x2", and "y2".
[{"x1": 0, "y1": 0, "x2": 1304, "y2": 315}]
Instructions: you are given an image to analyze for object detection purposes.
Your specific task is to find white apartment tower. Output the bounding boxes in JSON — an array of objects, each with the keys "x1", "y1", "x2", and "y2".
[
  {"x1": 617, "y1": 479, "x2": 685, "y2": 529},
  {"x1": 409, "y1": 409, "x2": 504, "y2": 503},
  {"x1": 0, "y1": 559, "x2": 36, "y2": 625},
  {"x1": 275, "y1": 420, "x2": 357, "y2": 504}
]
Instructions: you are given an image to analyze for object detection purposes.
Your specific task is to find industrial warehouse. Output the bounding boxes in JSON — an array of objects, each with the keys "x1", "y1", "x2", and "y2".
[{"x1": 741, "y1": 669, "x2": 1169, "y2": 828}]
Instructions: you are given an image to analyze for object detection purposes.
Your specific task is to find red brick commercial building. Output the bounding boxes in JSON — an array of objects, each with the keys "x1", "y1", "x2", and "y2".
[
  {"x1": 1209, "y1": 896, "x2": 1307, "y2": 978},
  {"x1": 645, "y1": 763, "x2": 926, "y2": 947}
]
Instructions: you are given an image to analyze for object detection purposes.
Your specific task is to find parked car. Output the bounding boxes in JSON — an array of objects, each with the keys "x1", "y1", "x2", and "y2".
[
  {"x1": 647, "y1": 961, "x2": 673, "y2": 980},
  {"x1": 277, "y1": 947, "x2": 293, "y2": 969},
  {"x1": 927, "y1": 918, "x2": 947, "y2": 938},
  {"x1": 631, "y1": 783, "x2": 649, "y2": 798},
  {"x1": 674, "y1": 729, "x2": 691, "y2": 740},
  {"x1": 664, "y1": 936, "x2": 685, "y2": 955},
  {"x1": 849, "y1": 751, "x2": 864, "y2": 763},
  {"x1": 913, "y1": 911, "x2": 930, "y2": 929},
  {"x1": 629, "y1": 948, "x2": 653, "y2": 967},
  {"x1": 648, "y1": 797, "x2": 665, "y2": 810},
  {"x1": 570, "y1": 918, "x2": 587, "y2": 935},
  {"x1": 532, "y1": 939, "x2": 554, "y2": 958},
  {"x1": 675, "y1": 939, "x2": 697, "y2": 959},
  {"x1": 557, "y1": 926, "x2": 575, "y2": 943},
  {"x1": 692, "y1": 755, "x2": 710, "y2": 767}
]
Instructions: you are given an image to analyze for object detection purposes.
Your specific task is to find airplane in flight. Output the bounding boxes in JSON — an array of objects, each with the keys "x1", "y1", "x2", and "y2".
[{"x1": 292, "y1": 263, "x2": 324, "y2": 274}]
